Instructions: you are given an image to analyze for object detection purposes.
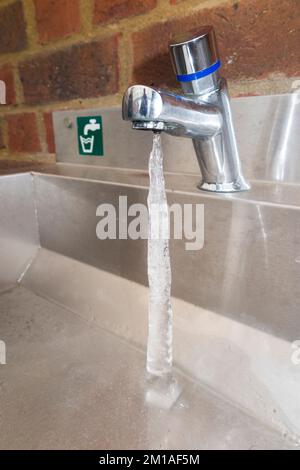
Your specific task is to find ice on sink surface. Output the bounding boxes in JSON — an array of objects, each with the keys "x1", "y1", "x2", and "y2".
[{"x1": 0, "y1": 286, "x2": 297, "y2": 450}]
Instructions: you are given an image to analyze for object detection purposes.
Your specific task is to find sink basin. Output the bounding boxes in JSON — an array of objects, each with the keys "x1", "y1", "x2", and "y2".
[{"x1": 1, "y1": 169, "x2": 300, "y2": 449}]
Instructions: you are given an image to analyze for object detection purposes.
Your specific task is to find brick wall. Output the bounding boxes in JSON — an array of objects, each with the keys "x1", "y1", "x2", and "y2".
[{"x1": 0, "y1": 0, "x2": 299, "y2": 162}]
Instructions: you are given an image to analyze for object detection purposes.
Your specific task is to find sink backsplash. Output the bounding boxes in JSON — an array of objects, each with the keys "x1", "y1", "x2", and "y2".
[{"x1": 53, "y1": 93, "x2": 300, "y2": 185}]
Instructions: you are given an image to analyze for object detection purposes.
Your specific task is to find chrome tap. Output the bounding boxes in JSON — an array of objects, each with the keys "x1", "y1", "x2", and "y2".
[{"x1": 122, "y1": 26, "x2": 250, "y2": 192}]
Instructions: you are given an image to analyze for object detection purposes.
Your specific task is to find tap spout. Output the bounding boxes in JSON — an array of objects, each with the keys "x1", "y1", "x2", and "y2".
[{"x1": 122, "y1": 85, "x2": 222, "y2": 139}]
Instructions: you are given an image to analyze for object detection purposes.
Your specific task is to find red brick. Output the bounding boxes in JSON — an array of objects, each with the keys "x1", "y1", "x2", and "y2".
[
  {"x1": 19, "y1": 35, "x2": 120, "y2": 105},
  {"x1": 34, "y1": 0, "x2": 81, "y2": 44},
  {"x1": 7, "y1": 113, "x2": 41, "y2": 153},
  {"x1": 0, "y1": 65, "x2": 16, "y2": 105},
  {"x1": 0, "y1": 1, "x2": 27, "y2": 54},
  {"x1": 43, "y1": 112, "x2": 56, "y2": 153},
  {"x1": 94, "y1": 0, "x2": 157, "y2": 24},
  {"x1": 132, "y1": 0, "x2": 300, "y2": 87}
]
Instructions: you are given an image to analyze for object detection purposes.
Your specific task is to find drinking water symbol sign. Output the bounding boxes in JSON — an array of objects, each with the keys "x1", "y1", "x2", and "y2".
[{"x1": 77, "y1": 116, "x2": 104, "y2": 156}]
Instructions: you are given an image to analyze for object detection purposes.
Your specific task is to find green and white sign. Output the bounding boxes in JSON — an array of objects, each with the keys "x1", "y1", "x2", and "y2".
[{"x1": 77, "y1": 116, "x2": 103, "y2": 156}]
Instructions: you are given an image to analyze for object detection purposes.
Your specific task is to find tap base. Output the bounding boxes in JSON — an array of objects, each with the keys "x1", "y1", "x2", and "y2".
[{"x1": 198, "y1": 179, "x2": 251, "y2": 193}]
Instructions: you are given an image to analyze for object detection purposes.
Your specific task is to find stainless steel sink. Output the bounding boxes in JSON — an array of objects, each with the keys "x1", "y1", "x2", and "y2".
[{"x1": 1, "y1": 168, "x2": 300, "y2": 449}]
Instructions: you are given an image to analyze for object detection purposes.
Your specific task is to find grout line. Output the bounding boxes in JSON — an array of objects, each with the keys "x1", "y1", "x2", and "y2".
[
  {"x1": 79, "y1": 0, "x2": 94, "y2": 35},
  {"x1": 22, "y1": 0, "x2": 39, "y2": 49},
  {"x1": 118, "y1": 32, "x2": 133, "y2": 91},
  {"x1": 11, "y1": 61, "x2": 24, "y2": 105},
  {"x1": 36, "y1": 109, "x2": 47, "y2": 154}
]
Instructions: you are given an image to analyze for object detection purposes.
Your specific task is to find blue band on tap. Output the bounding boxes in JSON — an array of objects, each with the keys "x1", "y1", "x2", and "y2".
[{"x1": 176, "y1": 60, "x2": 221, "y2": 83}]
